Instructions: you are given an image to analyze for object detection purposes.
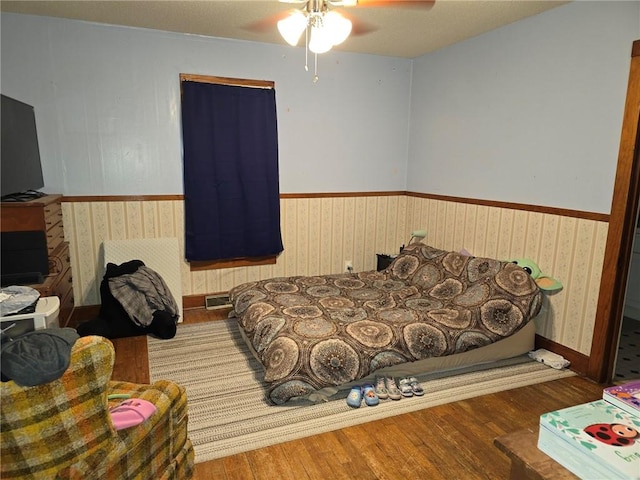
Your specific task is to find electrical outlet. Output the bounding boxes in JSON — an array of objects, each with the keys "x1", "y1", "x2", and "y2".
[{"x1": 344, "y1": 260, "x2": 353, "y2": 272}]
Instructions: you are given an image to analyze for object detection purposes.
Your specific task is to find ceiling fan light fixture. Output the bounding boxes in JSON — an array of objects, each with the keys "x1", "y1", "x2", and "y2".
[
  {"x1": 323, "y1": 11, "x2": 352, "y2": 46},
  {"x1": 276, "y1": 1, "x2": 358, "y2": 79},
  {"x1": 309, "y1": 24, "x2": 333, "y2": 54},
  {"x1": 277, "y1": 10, "x2": 307, "y2": 46}
]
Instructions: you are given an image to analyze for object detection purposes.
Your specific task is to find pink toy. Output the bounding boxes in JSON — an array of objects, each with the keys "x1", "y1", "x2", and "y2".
[{"x1": 109, "y1": 398, "x2": 156, "y2": 430}]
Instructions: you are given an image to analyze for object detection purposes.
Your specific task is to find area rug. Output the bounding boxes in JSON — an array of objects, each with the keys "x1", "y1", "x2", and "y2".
[{"x1": 148, "y1": 320, "x2": 575, "y2": 464}]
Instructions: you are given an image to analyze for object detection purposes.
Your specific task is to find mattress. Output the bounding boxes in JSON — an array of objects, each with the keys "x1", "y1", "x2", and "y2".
[{"x1": 237, "y1": 317, "x2": 536, "y2": 403}]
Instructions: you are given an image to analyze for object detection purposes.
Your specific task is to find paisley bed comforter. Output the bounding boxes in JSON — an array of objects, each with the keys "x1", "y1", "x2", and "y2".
[{"x1": 229, "y1": 243, "x2": 543, "y2": 404}]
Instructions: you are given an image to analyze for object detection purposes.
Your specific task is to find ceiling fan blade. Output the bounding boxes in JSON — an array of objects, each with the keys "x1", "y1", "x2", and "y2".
[
  {"x1": 244, "y1": 10, "x2": 298, "y2": 33},
  {"x1": 337, "y1": 11, "x2": 377, "y2": 36},
  {"x1": 350, "y1": 21, "x2": 377, "y2": 36},
  {"x1": 246, "y1": 7, "x2": 378, "y2": 38},
  {"x1": 352, "y1": 0, "x2": 434, "y2": 8}
]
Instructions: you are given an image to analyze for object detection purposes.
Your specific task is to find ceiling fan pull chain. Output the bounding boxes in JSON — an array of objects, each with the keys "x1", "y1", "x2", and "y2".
[
  {"x1": 314, "y1": 52, "x2": 319, "y2": 82},
  {"x1": 304, "y1": 25, "x2": 309, "y2": 71}
]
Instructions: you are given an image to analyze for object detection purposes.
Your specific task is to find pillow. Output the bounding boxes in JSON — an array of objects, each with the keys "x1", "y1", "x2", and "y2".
[{"x1": 385, "y1": 243, "x2": 448, "y2": 283}]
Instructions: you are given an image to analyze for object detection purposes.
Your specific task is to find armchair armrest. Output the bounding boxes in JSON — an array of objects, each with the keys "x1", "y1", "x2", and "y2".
[{"x1": 62, "y1": 380, "x2": 193, "y2": 479}]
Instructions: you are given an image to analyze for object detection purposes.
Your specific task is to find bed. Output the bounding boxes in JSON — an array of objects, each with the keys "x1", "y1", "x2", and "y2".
[{"x1": 229, "y1": 243, "x2": 543, "y2": 404}]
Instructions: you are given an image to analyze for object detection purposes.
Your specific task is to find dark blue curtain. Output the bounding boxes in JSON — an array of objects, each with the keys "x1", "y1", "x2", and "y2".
[{"x1": 181, "y1": 81, "x2": 283, "y2": 261}]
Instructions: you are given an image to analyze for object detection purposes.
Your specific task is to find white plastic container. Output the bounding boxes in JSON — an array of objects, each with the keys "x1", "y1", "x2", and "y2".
[{"x1": 0, "y1": 296, "x2": 60, "y2": 340}]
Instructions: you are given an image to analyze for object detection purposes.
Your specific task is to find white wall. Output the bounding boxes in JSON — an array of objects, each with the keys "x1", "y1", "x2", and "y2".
[
  {"x1": 408, "y1": 1, "x2": 640, "y2": 214},
  {"x1": 0, "y1": 14, "x2": 412, "y2": 195}
]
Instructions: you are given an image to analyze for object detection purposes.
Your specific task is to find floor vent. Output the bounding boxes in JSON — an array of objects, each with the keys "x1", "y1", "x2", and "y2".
[{"x1": 205, "y1": 294, "x2": 231, "y2": 310}]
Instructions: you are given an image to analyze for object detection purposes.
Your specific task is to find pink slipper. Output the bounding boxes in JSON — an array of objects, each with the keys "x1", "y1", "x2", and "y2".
[{"x1": 109, "y1": 399, "x2": 156, "y2": 430}]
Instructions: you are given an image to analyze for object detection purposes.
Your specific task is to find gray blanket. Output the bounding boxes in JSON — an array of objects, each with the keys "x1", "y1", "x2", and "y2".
[{"x1": 108, "y1": 266, "x2": 179, "y2": 327}]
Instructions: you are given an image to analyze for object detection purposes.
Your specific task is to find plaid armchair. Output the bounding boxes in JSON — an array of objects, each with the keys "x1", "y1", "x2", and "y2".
[{"x1": 1, "y1": 335, "x2": 194, "y2": 479}]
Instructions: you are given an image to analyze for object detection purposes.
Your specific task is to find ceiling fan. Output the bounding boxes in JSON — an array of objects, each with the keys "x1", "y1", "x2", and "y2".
[{"x1": 247, "y1": 0, "x2": 435, "y2": 81}]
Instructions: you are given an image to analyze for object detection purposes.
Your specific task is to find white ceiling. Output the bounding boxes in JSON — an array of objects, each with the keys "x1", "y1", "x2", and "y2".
[{"x1": 0, "y1": 0, "x2": 568, "y2": 58}]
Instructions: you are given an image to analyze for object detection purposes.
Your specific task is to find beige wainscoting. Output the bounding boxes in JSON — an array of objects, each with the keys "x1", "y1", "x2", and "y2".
[
  {"x1": 61, "y1": 194, "x2": 408, "y2": 306},
  {"x1": 62, "y1": 193, "x2": 607, "y2": 356},
  {"x1": 405, "y1": 196, "x2": 608, "y2": 356}
]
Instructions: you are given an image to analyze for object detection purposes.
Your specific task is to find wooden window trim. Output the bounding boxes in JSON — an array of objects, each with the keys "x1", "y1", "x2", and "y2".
[
  {"x1": 179, "y1": 74, "x2": 273, "y2": 89},
  {"x1": 190, "y1": 255, "x2": 277, "y2": 271}
]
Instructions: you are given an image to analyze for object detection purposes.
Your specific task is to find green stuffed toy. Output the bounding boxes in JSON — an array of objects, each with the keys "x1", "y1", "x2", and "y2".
[{"x1": 510, "y1": 258, "x2": 562, "y2": 292}]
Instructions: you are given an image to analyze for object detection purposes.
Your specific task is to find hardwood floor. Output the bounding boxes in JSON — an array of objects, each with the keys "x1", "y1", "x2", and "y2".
[{"x1": 108, "y1": 308, "x2": 605, "y2": 480}]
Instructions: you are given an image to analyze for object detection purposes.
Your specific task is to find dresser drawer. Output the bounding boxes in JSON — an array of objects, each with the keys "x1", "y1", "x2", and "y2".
[
  {"x1": 48, "y1": 242, "x2": 71, "y2": 275},
  {"x1": 43, "y1": 200, "x2": 62, "y2": 226},
  {"x1": 58, "y1": 287, "x2": 75, "y2": 328},
  {"x1": 31, "y1": 267, "x2": 74, "y2": 327},
  {"x1": 53, "y1": 267, "x2": 73, "y2": 300},
  {"x1": 32, "y1": 265, "x2": 72, "y2": 299},
  {"x1": 44, "y1": 200, "x2": 64, "y2": 253},
  {"x1": 46, "y1": 220, "x2": 65, "y2": 254}
]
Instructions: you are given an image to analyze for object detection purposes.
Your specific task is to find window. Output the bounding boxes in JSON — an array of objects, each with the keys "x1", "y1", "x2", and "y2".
[{"x1": 180, "y1": 74, "x2": 283, "y2": 268}]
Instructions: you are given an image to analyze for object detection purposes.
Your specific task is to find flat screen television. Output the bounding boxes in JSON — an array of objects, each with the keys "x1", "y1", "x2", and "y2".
[{"x1": 1, "y1": 94, "x2": 46, "y2": 202}]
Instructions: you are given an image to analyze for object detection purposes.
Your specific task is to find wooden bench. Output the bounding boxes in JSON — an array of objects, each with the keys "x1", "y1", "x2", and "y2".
[{"x1": 494, "y1": 428, "x2": 578, "y2": 480}]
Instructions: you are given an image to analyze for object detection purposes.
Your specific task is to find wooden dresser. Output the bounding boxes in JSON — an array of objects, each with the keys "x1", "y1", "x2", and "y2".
[{"x1": 1, "y1": 194, "x2": 74, "y2": 326}]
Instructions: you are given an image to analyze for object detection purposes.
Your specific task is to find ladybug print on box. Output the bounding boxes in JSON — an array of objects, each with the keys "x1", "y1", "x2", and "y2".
[{"x1": 584, "y1": 423, "x2": 639, "y2": 447}]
